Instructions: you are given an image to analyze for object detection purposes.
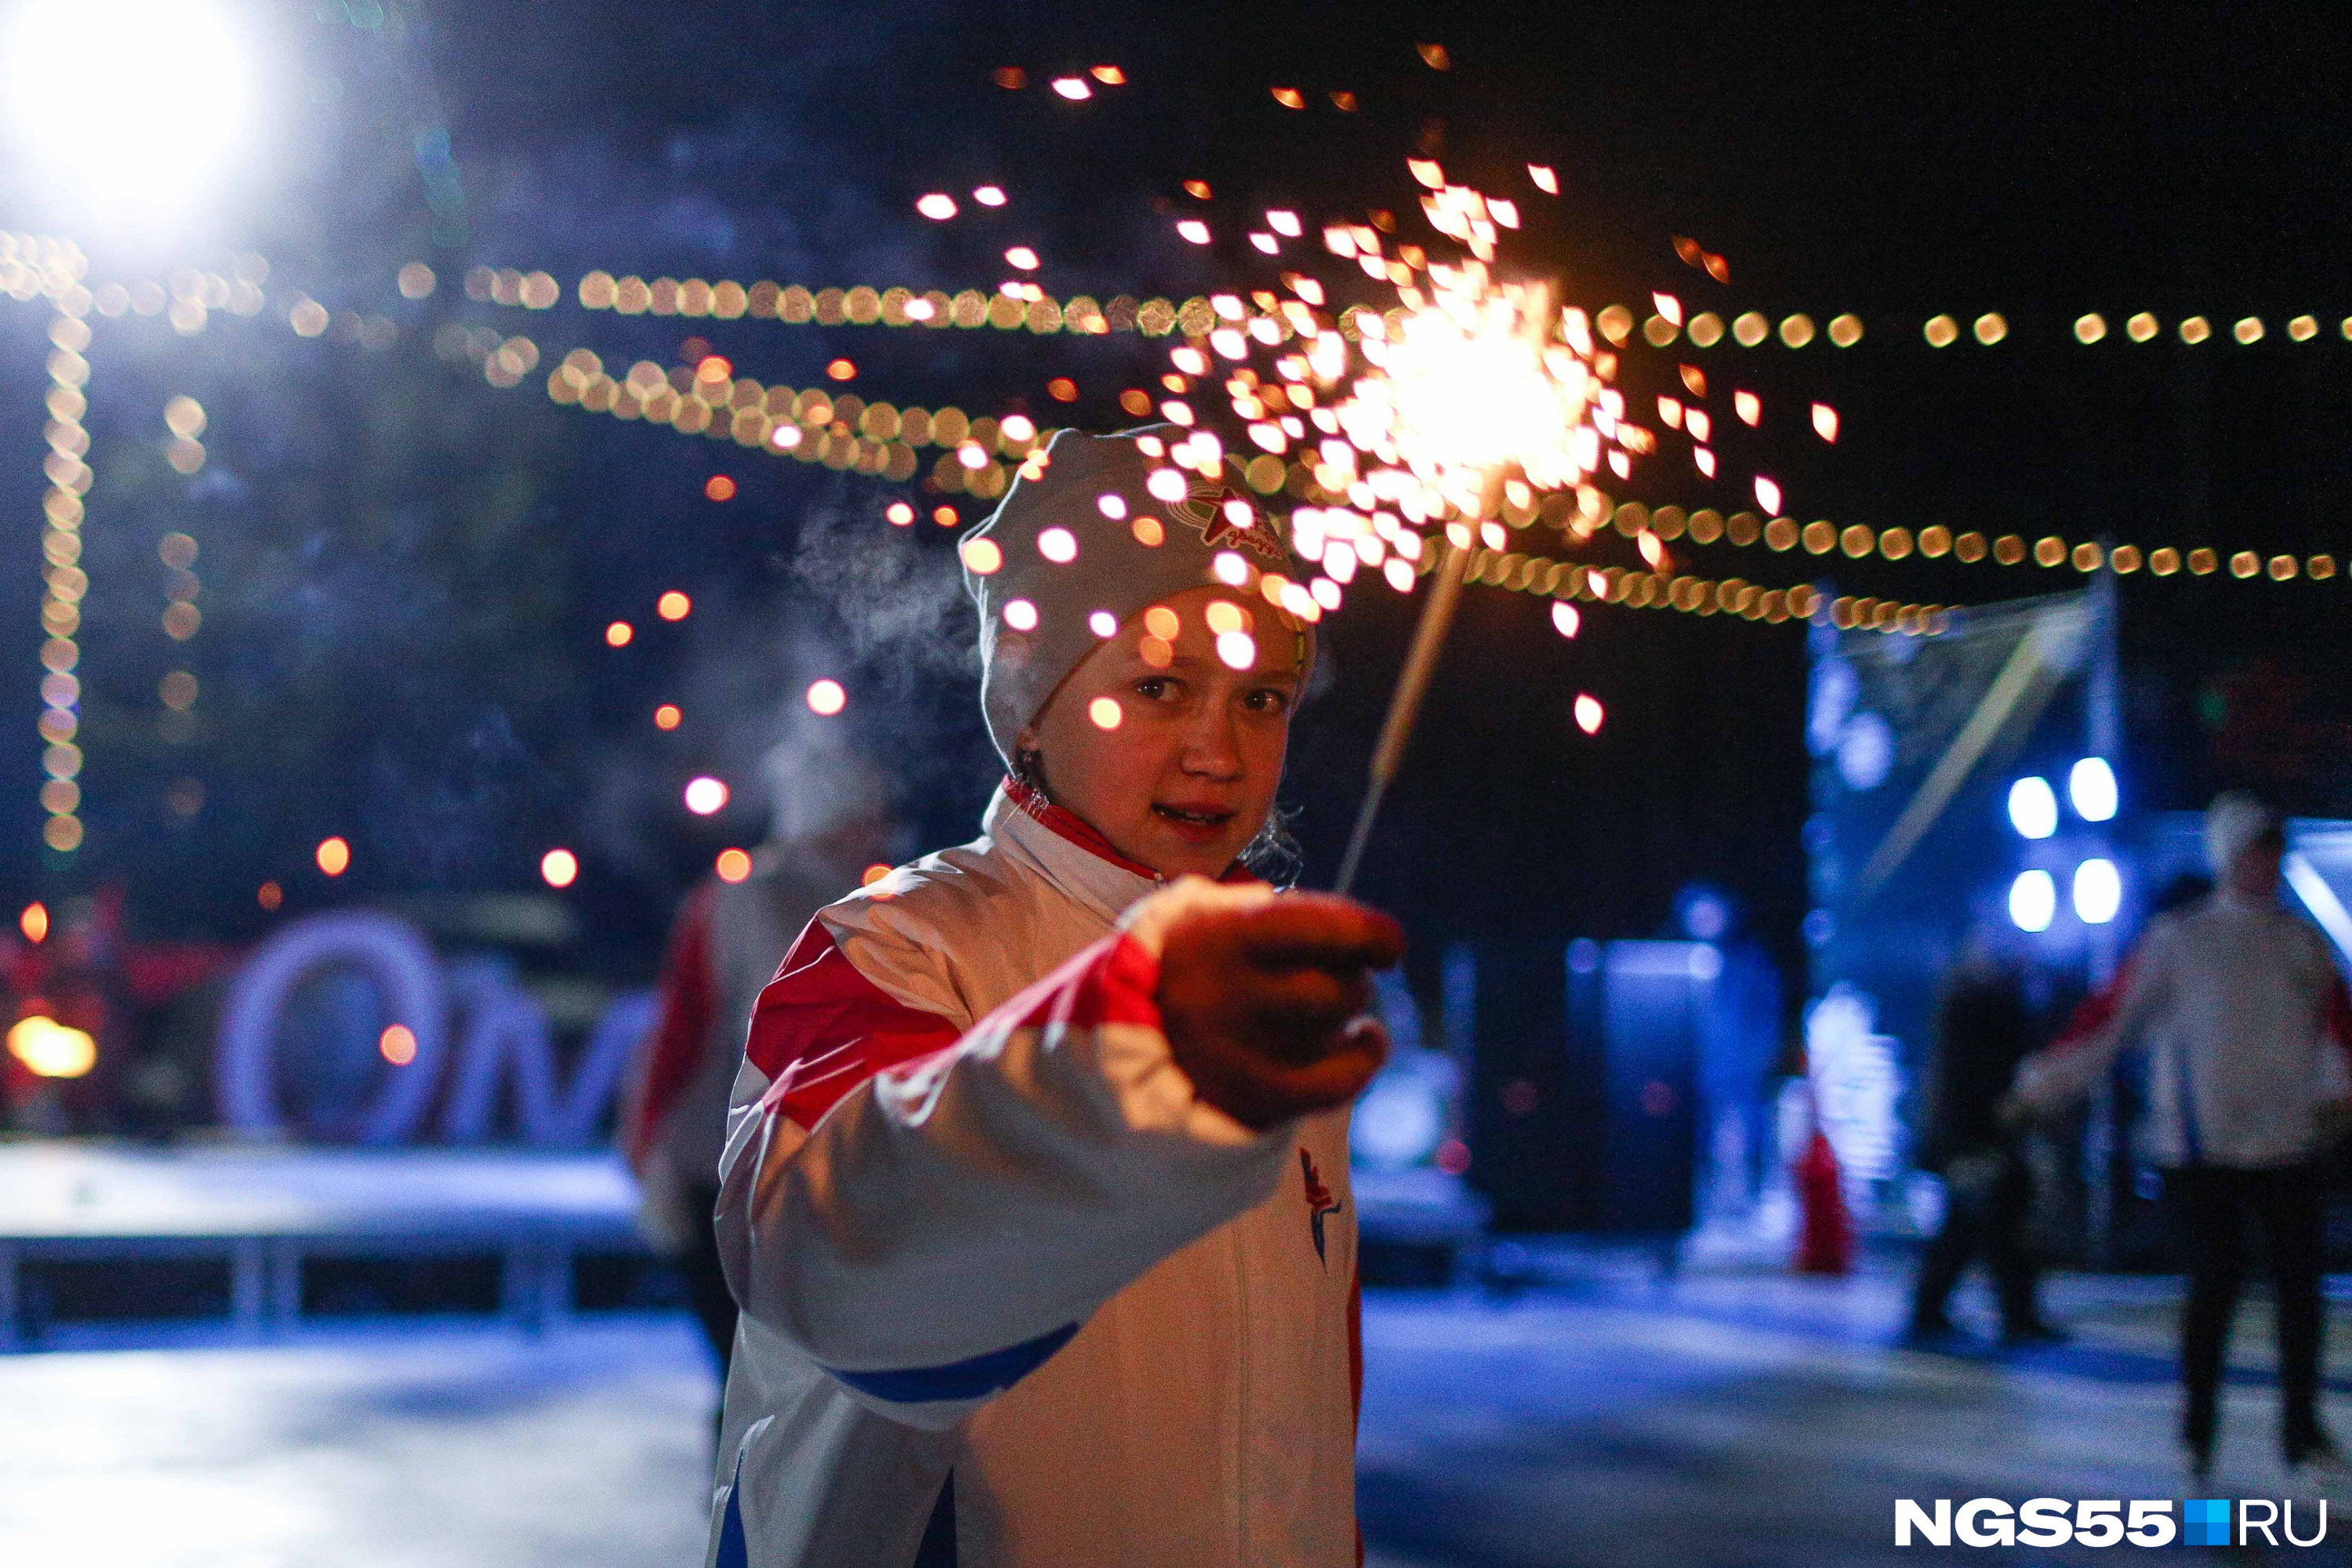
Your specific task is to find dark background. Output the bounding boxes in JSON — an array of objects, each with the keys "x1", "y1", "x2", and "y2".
[{"x1": 3, "y1": 1, "x2": 2347, "y2": 1000}]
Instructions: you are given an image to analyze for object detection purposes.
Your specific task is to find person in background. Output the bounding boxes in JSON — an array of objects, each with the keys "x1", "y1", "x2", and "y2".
[
  {"x1": 1907, "y1": 927, "x2": 2057, "y2": 1345},
  {"x1": 2013, "y1": 792, "x2": 2352, "y2": 1475},
  {"x1": 622, "y1": 727, "x2": 895, "y2": 1390}
]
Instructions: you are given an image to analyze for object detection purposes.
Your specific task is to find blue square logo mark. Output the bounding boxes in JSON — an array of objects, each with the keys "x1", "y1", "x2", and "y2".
[{"x1": 2184, "y1": 1498, "x2": 2230, "y2": 1546}]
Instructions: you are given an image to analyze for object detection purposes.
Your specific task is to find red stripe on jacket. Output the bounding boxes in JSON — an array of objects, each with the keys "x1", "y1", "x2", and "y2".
[
  {"x1": 742, "y1": 916, "x2": 1165, "y2": 1134},
  {"x1": 625, "y1": 884, "x2": 718, "y2": 1171}
]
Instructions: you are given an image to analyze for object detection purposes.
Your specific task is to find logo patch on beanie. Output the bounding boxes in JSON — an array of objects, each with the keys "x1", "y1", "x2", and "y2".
[{"x1": 1170, "y1": 476, "x2": 1287, "y2": 564}]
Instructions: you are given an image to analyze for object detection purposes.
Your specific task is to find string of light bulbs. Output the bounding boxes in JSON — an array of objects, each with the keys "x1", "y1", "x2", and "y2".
[
  {"x1": 535, "y1": 347, "x2": 1050, "y2": 499},
  {"x1": 1563, "y1": 498, "x2": 2338, "y2": 587},
  {"x1": 1605, "y1": 306, "x2": 2352, "y2": 352},
  {"x1": 449, "y1": 263, "x2": 2352, "y2": 363},
  {"x1": 1359, "y1": 520, "x2": 1934, "y2": 637},
  {"x1": 13, "y1": 234, "x2": 94, "y2": 856}
]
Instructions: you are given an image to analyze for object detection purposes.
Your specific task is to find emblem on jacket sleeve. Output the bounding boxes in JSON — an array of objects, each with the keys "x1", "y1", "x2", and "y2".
[{"x1": 1300, "y1": 1148, "x2": 1343, "y2": 1266}]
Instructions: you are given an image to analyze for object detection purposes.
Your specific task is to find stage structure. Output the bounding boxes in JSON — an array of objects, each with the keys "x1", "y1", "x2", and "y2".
[{"x1": 1805, "y1": 583, "x2": 2116, "y2": 1230}]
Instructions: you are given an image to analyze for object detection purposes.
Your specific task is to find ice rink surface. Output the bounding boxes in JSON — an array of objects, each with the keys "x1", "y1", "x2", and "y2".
[{"x1": 5, "y1": 1253, "x2": 2351, "y2": 1566}]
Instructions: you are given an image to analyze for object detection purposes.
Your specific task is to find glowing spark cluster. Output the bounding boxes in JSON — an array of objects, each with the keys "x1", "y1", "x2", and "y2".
[{"x1": 1116, "y1": 161, "x2": 1644, "y2": 639}]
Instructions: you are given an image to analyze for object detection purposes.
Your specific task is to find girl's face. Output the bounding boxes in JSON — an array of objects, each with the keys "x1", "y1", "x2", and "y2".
[{"x1": 1020, "y1": 583, "x2": 1305, "y2": 881}]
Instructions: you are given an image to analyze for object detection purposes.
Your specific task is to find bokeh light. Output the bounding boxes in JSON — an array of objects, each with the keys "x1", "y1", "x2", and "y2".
[
  {"x1": 684, "y1": 777, "x2": 729, "y2": 815},
  {"x1": 539, "y1": 848, "x2": 579, "y2": 888},
  {"x1": 2073, "y1": 858, "x2": 2122, "y2": 924},
  {"x1": 704, "y1": 475, "x2": 735, "y2": 501},
  {"x1": 654, "y1": 704, "x2": 681, "y2": 731},
  {"x1": 1088, "y1": 696, "x2": 1123, "y2": 730},
  {"x1": 2008, "y1": 776, "x2": 2059, "y2": 840},
  {"x1": 714, "y1": 848, "x2": 753, "y2": 883},
  {"x1": 378, "y1": 1025, "x2": 418, "y2": 1066},
  {"x1": 8, "y1": 1014, "x2": 95, "y2": 1078},
  {"x1": 316, "y1": 837, "x2": 350, "y2": 877},
  {"x1": 1574, "y1": 695, "x2": 1605, "y2": 735},
  {"x1": 2009, "y1": 869, "x2": 2057, "y2": 932},
  {"x1": 806, "y1": 678, "x2": 847, "y2": 716},
  {"x1": 656, "y1": 591, "x2": 691, "y2": 621},
  {"x1": 20, "y1": 902, "x2": 47, "y2": 942},
  {"x1": 604, "y1": 621, "x2": 633, "y2": 647}
]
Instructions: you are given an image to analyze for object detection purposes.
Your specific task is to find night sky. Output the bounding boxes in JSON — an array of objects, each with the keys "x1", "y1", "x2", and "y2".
[{"x1": 3, "y1": 2, "x2": 2347, "y2": 993}]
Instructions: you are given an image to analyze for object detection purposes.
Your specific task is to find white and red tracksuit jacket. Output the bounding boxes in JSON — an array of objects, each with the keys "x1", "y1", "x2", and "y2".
[
  {"x1": 708, "y1": 781, "x2": 1362, "y2": 1568},
  {"x1": 2016, "y1": 890, "x2": 2352, "y2": 1167}
]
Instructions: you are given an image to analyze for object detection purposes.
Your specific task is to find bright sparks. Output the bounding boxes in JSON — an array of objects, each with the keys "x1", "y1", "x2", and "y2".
[{"x1": 1338, "y1": 274, "x2": 1605, "y2": 520}]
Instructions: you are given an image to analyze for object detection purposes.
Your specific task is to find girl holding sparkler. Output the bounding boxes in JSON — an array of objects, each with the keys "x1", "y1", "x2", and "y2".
[{"x1": 706, "y1": 428, "x2": 1400, "y2": 1567}]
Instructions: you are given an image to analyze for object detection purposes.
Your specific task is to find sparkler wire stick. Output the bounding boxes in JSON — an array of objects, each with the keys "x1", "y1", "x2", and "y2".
[{"x1": 1333, "y1": 465, "x2": 1508, "y2": 895}]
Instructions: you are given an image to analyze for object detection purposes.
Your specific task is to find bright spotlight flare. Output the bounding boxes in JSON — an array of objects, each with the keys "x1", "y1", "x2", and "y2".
[
  {"x1": 1334, "y1": 276, "x2": 1595, "y2": 893},
  {"x1": 6, "y1": 0, "x2": 258, "y2": 221}
]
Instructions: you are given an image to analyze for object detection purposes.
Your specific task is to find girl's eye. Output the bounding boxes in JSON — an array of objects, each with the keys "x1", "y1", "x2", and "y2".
[
  {"x1": 1133, "y1": 677, "x2": 1175, "y2": 702},
  {"x1": 1243, "y1": 688, "x2": 1292, "y2": 714}
]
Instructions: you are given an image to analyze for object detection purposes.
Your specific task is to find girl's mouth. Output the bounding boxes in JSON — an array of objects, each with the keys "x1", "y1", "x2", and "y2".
[{"x1": 1152, "y1": 803, "x2": 1234, "y2": 840}]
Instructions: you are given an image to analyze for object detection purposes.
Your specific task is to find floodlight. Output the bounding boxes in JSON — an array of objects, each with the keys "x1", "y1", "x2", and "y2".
[
  {"x1": 2007, "y1": 776, "x2": 2058, "y2": 840},
  {"x1": 2069, "y1": 757, "x2": 2118, "y2": 822},
  {"x1": 2009, "y1": 869, "x2": 2056, "y2": 933},
  {"x1": 2073, "y1": 858, "x2": 2122, "y2": 924},
  {"x1": 5, "y1": 0, "x2": 257, "y2": 219}
]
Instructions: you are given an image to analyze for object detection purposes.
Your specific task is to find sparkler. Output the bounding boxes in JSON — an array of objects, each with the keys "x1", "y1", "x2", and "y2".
[
  {"x1": 1330, "y1": 277, "x2": 1585, "y2": 893},
  {"x1": 1130, "y1": 165, "x2": 1644, "y2": 892}
]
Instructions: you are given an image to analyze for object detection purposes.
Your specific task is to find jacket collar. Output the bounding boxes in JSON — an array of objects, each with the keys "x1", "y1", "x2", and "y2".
[{"x1": 987, "y1": 778, "x2": 1162, "y2": 927}]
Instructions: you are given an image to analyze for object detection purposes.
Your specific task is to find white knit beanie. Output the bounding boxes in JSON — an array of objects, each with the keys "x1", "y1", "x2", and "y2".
[
  {"x1": 960, "y1": 426, "x2": 1315, "y2": 770},
  {"x1": 2204, "y1": 789, "x2": 2281, "y2": 877}
]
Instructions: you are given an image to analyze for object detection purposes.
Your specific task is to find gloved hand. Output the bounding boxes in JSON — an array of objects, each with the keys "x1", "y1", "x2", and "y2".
[{"x1": 1156, "y1": 894, "x2": 1405, "y2": 1131}]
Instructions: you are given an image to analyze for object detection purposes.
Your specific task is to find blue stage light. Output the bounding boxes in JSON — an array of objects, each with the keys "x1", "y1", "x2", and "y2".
[
  {"x1": 2069, "y1": 757, "x2": 2118, "y2": 822},
  {"x1": 2007, "y1": 776, "x2": 2059, "y2": 839},
  {"x1": 2009, "y1": 869, "x2": 2056, "y2": 932},
  {"x1": 2073, "y1": 858, "x2": 2122, "y2": 924}
]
